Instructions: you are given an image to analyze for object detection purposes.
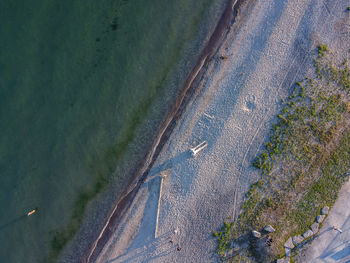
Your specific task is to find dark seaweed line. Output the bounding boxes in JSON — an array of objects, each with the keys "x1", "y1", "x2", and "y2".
[{"x1": 84, "y1": 0, "x2": 245, "y2": 261}]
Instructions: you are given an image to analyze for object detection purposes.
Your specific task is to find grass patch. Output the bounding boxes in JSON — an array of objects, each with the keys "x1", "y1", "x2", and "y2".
[{"x1": 214, "y1": 46, "x2": 350, "y2": 262}]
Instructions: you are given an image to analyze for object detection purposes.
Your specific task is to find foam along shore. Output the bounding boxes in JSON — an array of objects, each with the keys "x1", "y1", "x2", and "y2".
[{"x1": 92, "y1": 0, "x2": 350, "y2": 262}]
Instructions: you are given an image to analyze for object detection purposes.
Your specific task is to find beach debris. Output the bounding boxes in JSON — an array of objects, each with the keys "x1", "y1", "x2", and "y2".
[
  {"x1": 321, "y1": 206, "x2": 329, "y2": 215},
  {"x1": 266, "y1": 236, "x2": 273, "y2": 246},
  {"x1": 219, "y1": 55, "x2": 227, "y2": 60},
  {"x1": 160, "y1": 171, "x2": 168, "y2": 179},
  {"x1": 284, "y1": 237, "x2": 294, "y2": 249},
  {"x1": 174, "y1": 228, "x2": 179, "y2": 235},
  {"x1": 333, "y1": 226, "x2": 343, "y2": 233},
  {"x1": 292, "y1": 235, "x2": 304, "y2": 245},
  {"x1": 263, "y1": 225, "x2": 275, "y2": 233},
  {"x1": 284, "y1": 247, "x2": 291, "y2": 257},
  {"x1": 302, "y1": 229, "x2": 313, "y2": 239},
  {"x1": 203, "y1": 112, "x2": 214, "y2": 119},
  {"x1": 310, "y1": 222, "x2": 319, "y2": 234},
  {"x1": 27, "y1": 208, "x2": 38, "y2": 216},
  {"x1": 155, "y1": 176, "x2": 165, "y2": 238},
  {"x1": 251, "y1": 230, "x2": 261, "y2": 238},
  {"x1": 177, "y1": 245, "x2": 182, "y2": 251},
  {"x1": 316, "y1": 215, "x2": 325, "y2": 223},
  {"x1": 190, "y1": 141, "x2": 208, "y2": 157}
]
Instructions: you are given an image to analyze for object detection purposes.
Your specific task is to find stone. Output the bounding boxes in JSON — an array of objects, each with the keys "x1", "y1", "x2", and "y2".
[
  {"x1": 264, "y1": 225, "x2": 275, "y2": 233},
  {"x1": 251, "y1": 230, "x2": 261, "y2": 238},
  {"x1": 292, "y1": 235, "x2": 304, "y2": 245},
  {"x1": 284, "y1": 247, "x2": 291, "y2": 257},
  {"x1": 302, "y1": 229, "x2": 313, "y2": 239},
  {"x1": 316, "y1": 215, "x2": 326, "y2": 223},
  {"x1": 321, "y1": 206, "x2": 329, "y2": 215},
  {"x1": 284, "y1": 237, "x2": 294, "y2": 249},
  {"x1": 310, "y1": 222, "x2": 319, "y2": 234}
]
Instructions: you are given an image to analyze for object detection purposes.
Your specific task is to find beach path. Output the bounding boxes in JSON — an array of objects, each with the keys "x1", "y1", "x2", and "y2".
[{"x1": 298, "y1": 179, "x2": 350, "y2": 263}]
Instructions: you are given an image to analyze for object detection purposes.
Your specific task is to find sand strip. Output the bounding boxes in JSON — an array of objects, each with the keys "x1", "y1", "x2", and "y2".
[{"x1": 84, "y1": 0, "x2": 243, "y2": 262}]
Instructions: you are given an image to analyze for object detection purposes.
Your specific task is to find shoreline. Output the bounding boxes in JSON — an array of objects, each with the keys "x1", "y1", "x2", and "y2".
[
  {"x1": 84, "y1": 0, "x2": 245, "y2": 261},
  {"x1": 88, "y1": 0, "x2": 350, "y2": 262}
]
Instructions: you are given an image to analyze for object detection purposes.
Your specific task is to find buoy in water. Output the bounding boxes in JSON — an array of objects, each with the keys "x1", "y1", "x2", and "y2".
[{"x1": 27, "y1": 208, "x2": 38, "y2": 216}]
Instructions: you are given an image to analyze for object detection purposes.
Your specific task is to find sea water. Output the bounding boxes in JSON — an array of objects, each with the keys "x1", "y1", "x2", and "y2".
[{"x1": 0, "y1": 0, "x2": 227, "y2": 262}]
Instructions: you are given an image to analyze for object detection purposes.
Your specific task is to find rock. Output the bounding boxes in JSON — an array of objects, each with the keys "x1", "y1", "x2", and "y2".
[
  {"x1": 302, "y1": 229, "x2": 313, "y2": 239},
  {"x1": 251, "y1": 230, "x2": 261, "y2": 238},
  {"x1": 284, "y1": 247, "x2": 291, "y2": 257},
  {"x1": 310, "y1": 222, "x2": 319, "y2": 234},
  {"x1": 316, "y1": 215, "x2": 326, "y2": 223},
  {"x1": 264, "y1": 225, "x2": 275, "y2": 233},
  {"x1": 321, "y1": 206, "x2": 329, "y2": 215},
  {"x1": 292, "y1": 235, "x2": 304, "y2": 245},
  {"x1": 284, "y1": 237, "x2": 294, "y2": 249}
]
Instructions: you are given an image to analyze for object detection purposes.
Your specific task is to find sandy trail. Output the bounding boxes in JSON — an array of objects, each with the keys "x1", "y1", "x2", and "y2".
[
  {"x1": 95, "y1": 0, "x2": 350, "y2": 262},
  {"x1": 298, "y1": 179, "x2": 350, "y2": 263}
]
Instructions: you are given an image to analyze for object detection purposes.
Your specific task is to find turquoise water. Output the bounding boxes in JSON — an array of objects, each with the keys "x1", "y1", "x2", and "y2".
[{"x1": 0, "y1": 0, "x2": 227, "y2": 262}]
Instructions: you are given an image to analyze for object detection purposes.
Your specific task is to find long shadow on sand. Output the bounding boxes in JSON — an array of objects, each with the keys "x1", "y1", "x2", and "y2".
[
  {"x1": 147, "y1": 150, "x2": 192, "y2": 178},
  {"x1": 105, "y1": 176, "x2": 173, "y2": 263},
  {"x1": 106, "y1": 151, "x2": 191, "y2": 263}
]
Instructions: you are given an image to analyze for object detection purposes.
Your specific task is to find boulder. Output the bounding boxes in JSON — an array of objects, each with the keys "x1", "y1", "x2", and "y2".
[
  {"x1": 251, "y1": 230, "x2": 261, "y2": 238},
  {"x1": 292, "y1": 235, "x2": 304, "y2": 245},
  {"x1": 321, "y1": 206, "x2": 329, "y2": 215},
  {"x1": 264, "y1": 225, "x2": 275, "y2": 233},
  {"x1": 310, "y1": 223, "x2": 319, "y2": 234},
  {"x1": 316, "y1": 215, "x2": 325, "y2": 223},
  {"x1": 302, "y1": 229, "x2": 313, "y2": 239},
  {"x1": 284, "y1": 237, "x2": 294, "y2": 249}
]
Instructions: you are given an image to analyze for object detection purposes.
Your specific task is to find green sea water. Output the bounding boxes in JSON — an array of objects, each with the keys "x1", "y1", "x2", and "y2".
[{"x1": 0, "y1": 0, "x2": 227, "y2": 262}]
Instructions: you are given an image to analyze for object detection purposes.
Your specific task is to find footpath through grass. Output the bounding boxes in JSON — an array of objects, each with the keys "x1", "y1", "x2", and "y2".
[{"x1": 213, "y1": 45, "x2": 350, "y2": 262}]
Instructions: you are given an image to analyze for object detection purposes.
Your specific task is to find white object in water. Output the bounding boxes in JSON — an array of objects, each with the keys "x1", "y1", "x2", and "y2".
[{"x1": 190, "y1": 141, "x2": 208, "y2": 156}]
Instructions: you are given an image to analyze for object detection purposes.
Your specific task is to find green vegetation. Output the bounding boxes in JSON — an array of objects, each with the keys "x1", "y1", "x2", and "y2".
[{"x1": 214, "y1": 45, "x2": 350, "y2": 262}]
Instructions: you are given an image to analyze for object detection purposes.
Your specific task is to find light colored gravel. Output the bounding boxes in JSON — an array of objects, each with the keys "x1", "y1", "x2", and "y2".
[{"x1": 96, "y1": 0, "x2": 350, "y2": 262}]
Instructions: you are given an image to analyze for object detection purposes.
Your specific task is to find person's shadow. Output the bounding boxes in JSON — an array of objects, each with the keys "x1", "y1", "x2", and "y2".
[{"x1": 147, "y1": 150, "x2": 192, "y2": 178}]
